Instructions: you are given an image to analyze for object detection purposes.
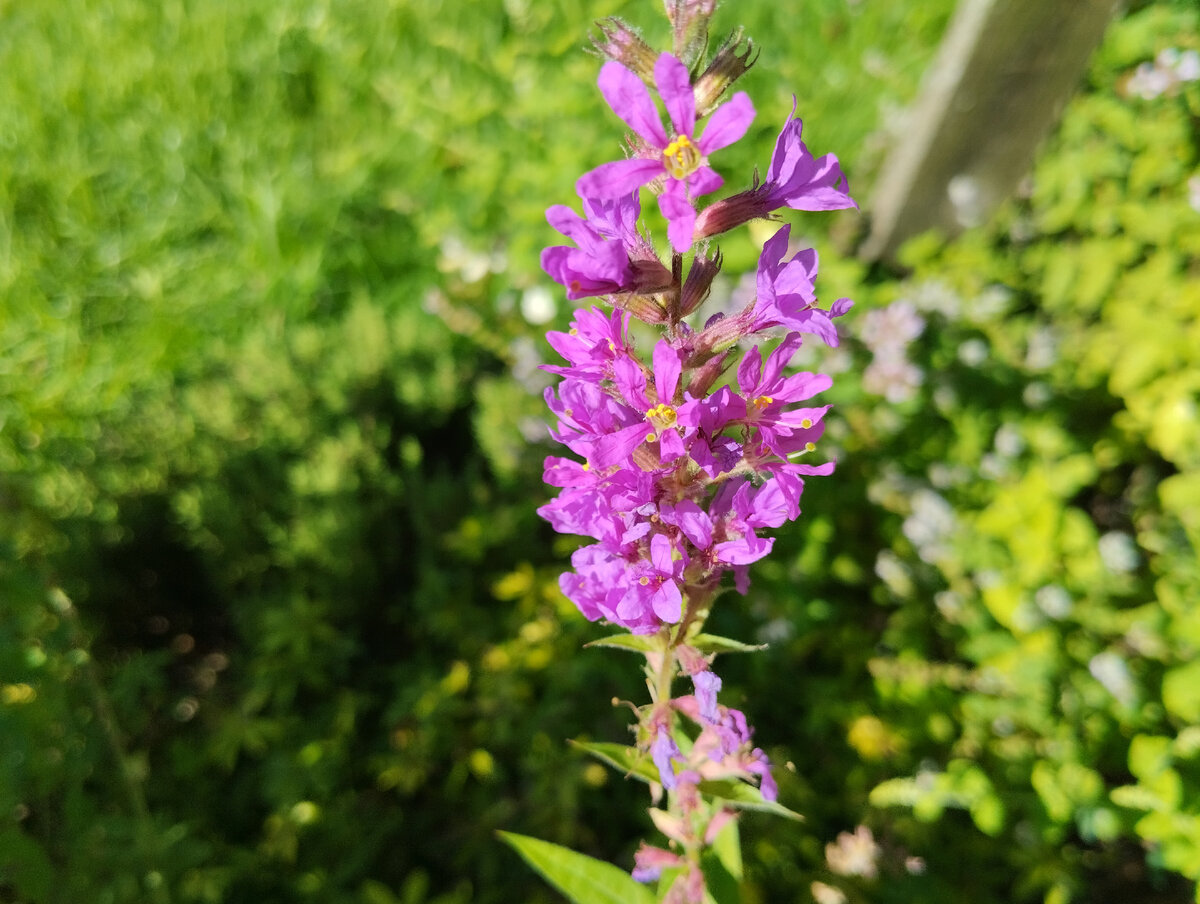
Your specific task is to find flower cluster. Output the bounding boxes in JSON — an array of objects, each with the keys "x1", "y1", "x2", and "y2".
[{"x1": 536, "y1": 11, "x2": 855, "y2": 900}]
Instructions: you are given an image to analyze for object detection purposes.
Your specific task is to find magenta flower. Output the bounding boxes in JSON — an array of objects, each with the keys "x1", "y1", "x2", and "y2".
[
  {"x1": 737, "y1": 334, "x2": 833, "y2": 458},
  {"x1": 752, "y1": 224, "x2": 852, "y2": 346},
  {"x1": 541, "y1": 194, "x2": 672, "y2": 300},
  {"x1": 542, "y1": 306, "x2": 631, "y2": 383},
  {"x1": 695, "y1": 101, "x2": 856, "y2": 240},
  {"x1": 577, "y1": 52, "x2": 755, "y2": 253},
  {"x1": 760, "y1": 103, "x2": 855, "y2": 212},
  {"x1": 541, "y1": 196, "x2": 638, "y2": 300},
  {"x1": 620, "y1": 533, "x2": 687, "y2": 624}
]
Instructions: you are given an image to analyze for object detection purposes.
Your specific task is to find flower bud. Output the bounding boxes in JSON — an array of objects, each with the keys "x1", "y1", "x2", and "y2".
[
  {"x1": 664, "y1": 0, "x2": 717, "y2": 67},
  {"x1": 694, "y1": 30, "x2": 758, "y2": 116},
  {"x1": 679, "y1": 249, "x2": 722, "y2": 317},
  {"x1": 590, "y1": 18, "x2": 657, "y2": 83},
  {"x1": 693, "y1": 188, "x2": 772, "y2": 241}
]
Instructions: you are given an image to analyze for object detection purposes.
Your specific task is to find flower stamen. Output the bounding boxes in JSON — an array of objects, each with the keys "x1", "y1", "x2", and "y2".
[
  {"x1": 663, "y1": 134, "x2": 702, "y2": 180},
  {"x1": 645, "y1": 402, "x2": 679, "y2": 429}
]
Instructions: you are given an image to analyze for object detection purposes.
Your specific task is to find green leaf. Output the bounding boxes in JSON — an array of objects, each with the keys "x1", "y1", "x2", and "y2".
[
  {"x1": 498, "y1": 832, "x2": 656, "y2": 904},
  {"x1": 1163, "y1": 661, "x2": 1200, "y2": 724},
  {"x1": 584, "y1": 634, "x2": 660, "y2": 654},
  {"x1": 701, "y1": 848, "x2": 741, "y2": 904},
  {"x1": 569, "y1": 740, "x2": 660, "y2": 784},
  {"x1": 710, "y1": 817, "x2": 743, "y2": 881},
  {"x1": 688, "y1": 633, "x2": 768, "y2": 655},
  {"x1": 698, "y1": 780, "x2": 804, "y2": 821}
]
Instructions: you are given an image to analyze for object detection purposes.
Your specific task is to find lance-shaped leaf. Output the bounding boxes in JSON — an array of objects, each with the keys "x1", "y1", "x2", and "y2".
[
  {"x1": 498, "y1": 832, "x2": 656, "y2": 904},
  {"x1": 688, "y1": 632, "x2": 768, "y2": 654},
  {"x1": 698, "y1": 779, "x2": 804, "y2": 820},
  {"x1": 584, "y1": 633, "x2": 661, "y2": 654},
  {"x1": 569, "y1": 740, "x2": 660, "y2": 784}
]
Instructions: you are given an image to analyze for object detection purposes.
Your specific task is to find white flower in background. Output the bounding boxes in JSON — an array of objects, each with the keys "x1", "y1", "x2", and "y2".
[
  {"x1": 979, "y1": 452, "x2": 1009, "y2": 481},
  {"x1": 826, "y1": 825, "x2": 882, "y2": 879},
  {"x1": 1127, "y1": 48, "x2": 1200, "y2": 100},
  {"x1": 1089, "y1": 651, "x2": 1136, "y2": 706},
  {"x1": 957, "y1": 338, "x2": 988, "y2": 366},
  {"x1": 928, "y1": 462, "x2": 971, "y2": 488},
  {"x1": 438, "y1": 234, "x2": 504, "y2": 282},
  {"x1": 1188, "y1": 175, "x2": 1200, "y2": 213},
  {"x1": 902, "y1": 488, "x2": 956, "y2": 563},
  {"x1": 1035, "y1": 585, "x2": 1073, "y2": 620},
  {"x1": 861, "y1": 300, "x2": 925, "y2": 352},
  {"x1": 811, "y1": 882, "x2": 848, "y2": 904},
  {"x1": 935, "y1": 589, "x2": 965, "y2": 621},
  {"x1": 860, "y1": 300, "x2": 930, "y2": 403},
  {"x1": 993, "y1": 423, "x2": 1025, "y2": 458},
  {"x1": 1025, "y1": 325, "x2": 1059, "y2": 370},
  {"x1": 1023, "y1": 381, "x2": 1052, "y2": 408},
  {"x1": 519, "y1": 285, "x2": 556, "y2": 325},
  {"x1": 875, "y1": 550, "x2": 913, "y2": 597},
  {"x1": 756, "y1": 617, "x2": 795, "y2": 645},
  {"x1": 1099, "y1": 531, "x2": 1139, "y2": 574},
  {"x1": 964, "y1": 284, "x2": 1013, "y2": 323},
  {"x1": 863, "y1": 355, "x2": 924, "y2": 403},
  {"x1": 908, "y1": 279, "x2": 962, "y2": 318}
]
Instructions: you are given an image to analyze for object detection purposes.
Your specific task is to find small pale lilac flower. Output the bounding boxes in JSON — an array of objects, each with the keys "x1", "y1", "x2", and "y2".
[
  {"x1": 577, "y1": 53, "x2": 755, "y2": 253},
  {"x1": 859, "y1": 300, "x2": 924, "y2": 353},
  {"x1": 632, "y1": 842, "x2": 685, "y2": 883},
  {"x1": 691, "y1": 669, "x2": 722, "y2": 723},
  {"x1": 862, "y1": 355, "x2": 923, "y2": 404},
  {"x1": 651, "y1": 719, "x2": 685, "y2": 789}
]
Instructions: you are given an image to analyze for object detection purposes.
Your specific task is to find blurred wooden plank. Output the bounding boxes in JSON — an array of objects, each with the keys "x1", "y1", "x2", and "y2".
[{"x1": 858, "y1": 0, "x2": 1120, "y2": 263}]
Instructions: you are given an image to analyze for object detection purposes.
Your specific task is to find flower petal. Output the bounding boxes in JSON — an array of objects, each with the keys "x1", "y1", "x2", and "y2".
[
  {"x1": 576, "y1": 157, "x2": 664, "y2": 199},
  {"x1": 658, "y1": 182, "x2": 696, "y2": 253},
  {"x1": 598, "y1": 61, "x2": 668, "y2": 147},
  {"x1": 652, "y1": 340, "x2": 682, "y2": 402},
  {"x1": 689, "y1": 165, "x2": 724, "y2": 197},
  {"x1": 655, "y1": 53, "x2": 695, "y2": 138},
  {"x1": 698, "y1": 92, "x2": 755, "y2": 154}
]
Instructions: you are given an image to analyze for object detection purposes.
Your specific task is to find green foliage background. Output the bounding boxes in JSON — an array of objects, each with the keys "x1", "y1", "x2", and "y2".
[{"x1": 1, "y1": 0, "x2": 1197, "y2": 902}]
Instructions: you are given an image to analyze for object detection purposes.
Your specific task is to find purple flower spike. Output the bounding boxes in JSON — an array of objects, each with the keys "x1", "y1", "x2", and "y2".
[{"x1": 577, "y1": 53, "x2": 755, "y2": 253}]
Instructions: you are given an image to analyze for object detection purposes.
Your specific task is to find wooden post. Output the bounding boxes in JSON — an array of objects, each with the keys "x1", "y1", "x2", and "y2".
[{"x1": 858, "y1": 0, "x2": 1121, "y2": 264}]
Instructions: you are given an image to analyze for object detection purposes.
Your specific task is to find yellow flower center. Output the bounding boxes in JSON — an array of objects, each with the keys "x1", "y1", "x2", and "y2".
[
  {"x1": 752, "y1": 395, "x2": 773, "y2": 411},
  {"x1": 645, "y1": 403, "x2": 678, "y2": 429},
  {"x1": 662, "y1": 134, "x2": 702, "y2": 180},
  {"x1": 801, "y1": 418, "x2": 813, "y2": 429}
]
